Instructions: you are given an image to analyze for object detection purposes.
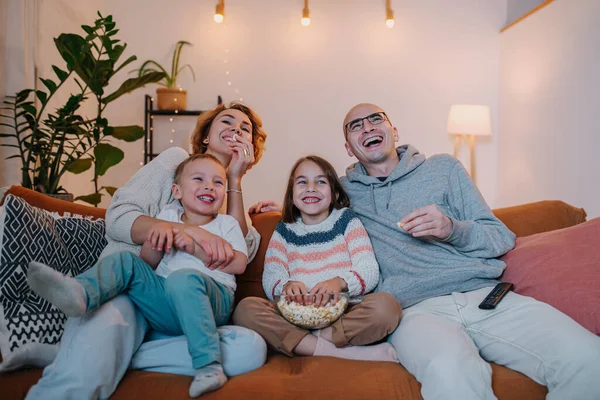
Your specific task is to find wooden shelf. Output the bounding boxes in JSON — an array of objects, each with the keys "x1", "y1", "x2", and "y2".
[{"x1": 149, "y1": 109, "x2": 203, "y2": 116}]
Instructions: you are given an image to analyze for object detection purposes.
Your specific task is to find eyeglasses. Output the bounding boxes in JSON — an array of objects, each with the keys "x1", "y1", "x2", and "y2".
[{"x1": 344, "y1": 112, "x2": 388, "y2": 134}]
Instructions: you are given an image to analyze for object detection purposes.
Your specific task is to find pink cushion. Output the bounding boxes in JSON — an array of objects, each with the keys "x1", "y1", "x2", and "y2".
[{"x1": 500, "y1": 218, "x2": 600, "y2": 334}]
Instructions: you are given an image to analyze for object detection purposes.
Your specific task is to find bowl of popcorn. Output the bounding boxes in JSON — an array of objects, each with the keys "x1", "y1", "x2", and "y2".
[{"x1": 275, "y1": 292, "x2": 350, "y2": 329}]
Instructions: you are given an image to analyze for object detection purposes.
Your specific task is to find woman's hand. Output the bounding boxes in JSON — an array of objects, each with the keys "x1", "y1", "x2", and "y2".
[
  {"x1": 282, "y1": 281, "x2": 309, "y2": 305},
  {"x1": 248, "y1": 200, "x2": 282, "y2": 214},
  {"x1": 147, "y1": 222, "x2": 174, "y2": 253},
  {"x1": 226, "y1": 133, "x2": 254, "y2": 182},
  {"x1": 184, "y1": 226, "x2": 235, "y2": 269},
  {"x1": 173, "y1": 229, "x2": 195, "y2": 254},
  {"x1": 309, "y1": 277, "x2": 348, "y2": 307}
]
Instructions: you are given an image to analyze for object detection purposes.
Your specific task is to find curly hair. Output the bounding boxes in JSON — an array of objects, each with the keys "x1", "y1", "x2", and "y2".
[{"x1": 190, "y1": 102, "x2": 267, "y2": 168}]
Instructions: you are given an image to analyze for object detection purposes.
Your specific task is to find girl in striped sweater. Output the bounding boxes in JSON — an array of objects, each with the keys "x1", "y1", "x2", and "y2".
[{"x1": 234, "y1": 156, "x2": 402, "y2": 361}]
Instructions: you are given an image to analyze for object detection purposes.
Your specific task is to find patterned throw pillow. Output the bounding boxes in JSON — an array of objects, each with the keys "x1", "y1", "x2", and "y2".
[{"x1": 0, "y1": 195, "x2": 106, "y2": 367}]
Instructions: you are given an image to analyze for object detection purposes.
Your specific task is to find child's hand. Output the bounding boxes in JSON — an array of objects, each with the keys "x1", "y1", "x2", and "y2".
[
  {"x1": 309, "y1": 277, "x2": 348, "y2": 307},
  {"x1": 173, "y1": 229, "x2": 195, "y2": 254},
  {"x1": 147, "y1": 222, "x2": 174, "y2": 253},
  {"x1": 282, "y1": 281, "x2": 309, "y2": 305}
]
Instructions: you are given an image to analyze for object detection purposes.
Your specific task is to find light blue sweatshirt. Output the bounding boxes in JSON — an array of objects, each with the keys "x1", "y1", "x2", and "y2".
[{"x1": 341, "y1": 145, "x2": 516, "y2": 308}]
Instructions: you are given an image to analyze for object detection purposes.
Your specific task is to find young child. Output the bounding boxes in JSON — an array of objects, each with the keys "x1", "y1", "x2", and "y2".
[
  {"x1": 27, "y1": 154, "x2": 248, "y2": 398},
  {"x1": 234, "y1": 155, "x2": 402, "y2": 361}
]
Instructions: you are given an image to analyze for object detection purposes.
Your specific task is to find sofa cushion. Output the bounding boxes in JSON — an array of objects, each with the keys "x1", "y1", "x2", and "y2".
[
  {"x1": 0, "y1": 355, "x2": 547, "y2": 400},
  {"x1": 501, "y1": 217, "x2": 600, "y2": 334},
  {"x1": 0, "y1": 195, "x2": 106, "y2": 370},
  {"x1": 493, "y1": 200, "x2": 586, "y2": 237}
]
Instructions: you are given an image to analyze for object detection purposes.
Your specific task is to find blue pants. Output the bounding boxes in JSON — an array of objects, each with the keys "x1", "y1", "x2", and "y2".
[{"x1": 75, "y1": 251, "x2": 234, "y2": 369}]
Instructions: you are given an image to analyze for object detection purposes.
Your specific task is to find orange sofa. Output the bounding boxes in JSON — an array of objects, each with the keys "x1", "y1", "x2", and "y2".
[{"x1": 0, "y1": 185, "x2": 588, "y2": 399}]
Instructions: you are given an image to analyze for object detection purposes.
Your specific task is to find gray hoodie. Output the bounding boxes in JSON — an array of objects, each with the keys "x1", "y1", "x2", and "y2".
[{"x1": 341, "y1": 145, "x2": 516, "y2": 308}]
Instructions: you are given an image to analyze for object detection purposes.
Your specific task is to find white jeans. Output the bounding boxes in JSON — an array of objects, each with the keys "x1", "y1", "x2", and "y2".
[{"x1": 388, "y1": 287, "x2": 600, "y2": 400}]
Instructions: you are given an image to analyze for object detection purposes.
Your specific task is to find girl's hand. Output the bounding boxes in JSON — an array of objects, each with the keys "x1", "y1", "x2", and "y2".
[
  {"x1": 173, "y1": 229, "x2": 195, "y2": 254},
  {"x1": 147, "y1": 222, "x2": 174, "y2": 253},
  {"x1": 248, "y1": 200, "x2": 282, "y2": 214},
  {"x1": 282, "y1": 281, "x2": 309, "y2": 305},
  {"x1": 309, "y1": 277, "x2": 348, "y2": 307},
  {"x1": 227, "y1": 133, "x2": 254, "y2": 181}
]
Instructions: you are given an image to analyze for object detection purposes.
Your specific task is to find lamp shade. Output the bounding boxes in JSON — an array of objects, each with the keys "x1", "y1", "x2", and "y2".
[{"x1": 447, "y1": 104, "x2": 492, "y2": 136}]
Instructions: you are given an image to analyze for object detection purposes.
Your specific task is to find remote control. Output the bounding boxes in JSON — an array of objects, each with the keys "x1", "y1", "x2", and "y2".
[{"x1": 478, "y1": 283, "x2": 514, "y2": 310}]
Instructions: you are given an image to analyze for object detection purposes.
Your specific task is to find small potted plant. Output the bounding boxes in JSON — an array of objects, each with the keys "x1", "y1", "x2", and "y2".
[{"x1": 135, "y1": 41, "x2": 196, "y2": 110}]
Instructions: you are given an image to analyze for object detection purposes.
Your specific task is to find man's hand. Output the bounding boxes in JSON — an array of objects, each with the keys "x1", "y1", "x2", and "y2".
[
  {"x1": 282, "y1": 281, "x2": 309, "y2": 305},
  {"x1": 147, "y1": 222, "x2": 175, "y2": 253},
  {"x1": 399, "y1": 205, "x2": 453, "y2": 239},
  {"x1": 248, "y1": 200, "x2": 282, "y2": 214},
  {"x1": 173, "y1": 229, "x2": 195, "y2": 254},
  {"x1": 309, "y1": 277, "x2": 348, "y2": 307}
]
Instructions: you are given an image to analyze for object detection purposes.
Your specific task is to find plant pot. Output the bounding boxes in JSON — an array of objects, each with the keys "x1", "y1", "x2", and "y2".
[
  {"x1": 156, "y1": 88, "x2": 187, "y2": 111},
  {"x1": 46, "y1": 193, "x2": 74, "y2": 202}
]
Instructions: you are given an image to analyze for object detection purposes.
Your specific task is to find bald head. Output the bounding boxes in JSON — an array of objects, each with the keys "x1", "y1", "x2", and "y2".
[{"x1": 343, "y1": 103, "x2": 387, "y2": 136}]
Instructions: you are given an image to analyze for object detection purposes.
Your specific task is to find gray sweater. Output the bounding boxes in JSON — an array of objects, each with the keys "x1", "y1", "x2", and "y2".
[
  {"x1": 341, "y1": 145, "x2": 516, "y2": 308},
  {"x1": 100, "y1": 147, "x2": 260, "y2": 262}
]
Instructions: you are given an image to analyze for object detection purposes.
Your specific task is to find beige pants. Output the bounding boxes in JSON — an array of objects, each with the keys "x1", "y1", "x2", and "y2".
[{"x1": 233, "y1": 292, "x2": 402, "y2": 357}]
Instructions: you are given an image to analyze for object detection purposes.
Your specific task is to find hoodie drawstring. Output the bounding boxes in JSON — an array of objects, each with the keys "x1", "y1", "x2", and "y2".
[
  {"x1": 385, "y1": 181, "x2": 392, "y2": 210},
  {"x1": 369, "y1": 181, "x2": 393, "y2": 213},
  {"x1": 370, "y1": 183, "x2": 378, "y2": 215}
]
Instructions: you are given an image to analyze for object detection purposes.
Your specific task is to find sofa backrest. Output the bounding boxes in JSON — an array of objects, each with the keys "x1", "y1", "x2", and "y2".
[
  {"x1": 237, "y1": 200, "x2": 588, "y2": 305},
  {"x1": 2, "y1": 186, "x2": 587, "y2": 305},
  {"x1": 1, "y1": 185, "x2": 105, "y2": 220},
  {"x1": 492, "y1": 200, "x2": 586, "y2": 237}
]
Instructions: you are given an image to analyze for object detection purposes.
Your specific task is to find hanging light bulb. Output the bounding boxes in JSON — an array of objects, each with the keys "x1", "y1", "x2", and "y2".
[
  {"x1": 386, "y1": 0, "x2": 395, "y2": 28},
  {"x1": 301, "y1": 0, "x2": 310, "y2": 27},
  {"x1": 214, "y1": 0, "x2": 224, "y2": 23}
]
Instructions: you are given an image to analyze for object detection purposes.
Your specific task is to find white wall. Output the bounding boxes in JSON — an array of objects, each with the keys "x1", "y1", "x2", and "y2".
[
  {"x1": 0, "y1": 0, "x2": 33, "y2": 188},
  {"x1": 2, "y1": 0, "x2": 506, "y2": 209},
  {"x1": 498, "y1": 0, "x2": 600, "y2": 218},
  {"x1": 1, "y1": 0, "x2": 103, "y2": 195}
]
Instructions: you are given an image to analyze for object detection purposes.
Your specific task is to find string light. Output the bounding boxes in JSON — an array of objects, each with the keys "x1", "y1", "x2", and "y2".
[
  {"x1": 302, "y1": 0, "x2": 310, "y2": 27},
  {"x1": 386, "y1": 0, "x2": 395, "y2": 28},
  {"x1": 214, "y1": 0, "x2": 224, "y2": 23}
]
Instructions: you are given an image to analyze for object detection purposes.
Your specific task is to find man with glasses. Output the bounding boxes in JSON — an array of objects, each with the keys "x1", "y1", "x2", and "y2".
[{"x1": 340, "y1": 102, "x2": 600, "y2": 400}]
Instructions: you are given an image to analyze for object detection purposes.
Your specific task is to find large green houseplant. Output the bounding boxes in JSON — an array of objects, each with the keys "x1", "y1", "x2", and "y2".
[
  {"x1": 0, "y1": 12, "x2": 164, "y2": 206},
  {"x1": 135, "y1": 40, "x2": 195, "y2": 110}
]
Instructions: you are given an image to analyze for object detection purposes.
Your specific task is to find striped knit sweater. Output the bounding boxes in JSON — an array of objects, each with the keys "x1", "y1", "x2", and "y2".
[{"x1": 263, "y1": 207, "x2": 379, "y2": 301}]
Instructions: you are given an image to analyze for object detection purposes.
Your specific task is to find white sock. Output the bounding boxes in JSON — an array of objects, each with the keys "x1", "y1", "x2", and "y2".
[
  {"x1": 189, "y1": 362, "x2": 227, "y2": 398},
  {"x1": 27, "y1": 261, "x2": 87, "y2": 317},
  {"x1": 313, "y1": 336, "x2": 399, "y2": 363}
]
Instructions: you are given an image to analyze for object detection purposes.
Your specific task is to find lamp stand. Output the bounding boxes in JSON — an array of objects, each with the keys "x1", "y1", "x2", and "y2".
[
  {"x1": 469, "y1": 134, "x2": 476, "y2": 184},
  {"x1": 453, "y1": 135, "x2": 461, "y2": 158},
  {"x1": 452, "y1": 134, "x2": 477, "y2": 185}
]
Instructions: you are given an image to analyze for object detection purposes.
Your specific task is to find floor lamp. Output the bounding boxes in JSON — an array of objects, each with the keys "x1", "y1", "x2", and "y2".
[{"x1": 447, "y1": 104, "x2": 492, "y2": 185}]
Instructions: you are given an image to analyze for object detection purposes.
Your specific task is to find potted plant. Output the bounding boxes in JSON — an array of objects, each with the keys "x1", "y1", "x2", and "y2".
[
  {"x1": 0, "y1": 12, "x2": 164, "y2": 206},
  {"x1": 134, "y1": 40, "x2": 196, "y2": 111}
]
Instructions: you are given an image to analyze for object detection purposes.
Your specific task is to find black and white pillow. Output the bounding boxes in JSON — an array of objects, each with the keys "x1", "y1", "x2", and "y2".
[{"x1": 0, "y1": 195, "x2": 106, "y2": 369}]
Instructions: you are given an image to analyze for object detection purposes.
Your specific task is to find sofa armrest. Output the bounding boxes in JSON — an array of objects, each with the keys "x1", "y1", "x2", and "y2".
[{"x1": 493, "y1": 200, "x2": 586, "y2": 237}]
